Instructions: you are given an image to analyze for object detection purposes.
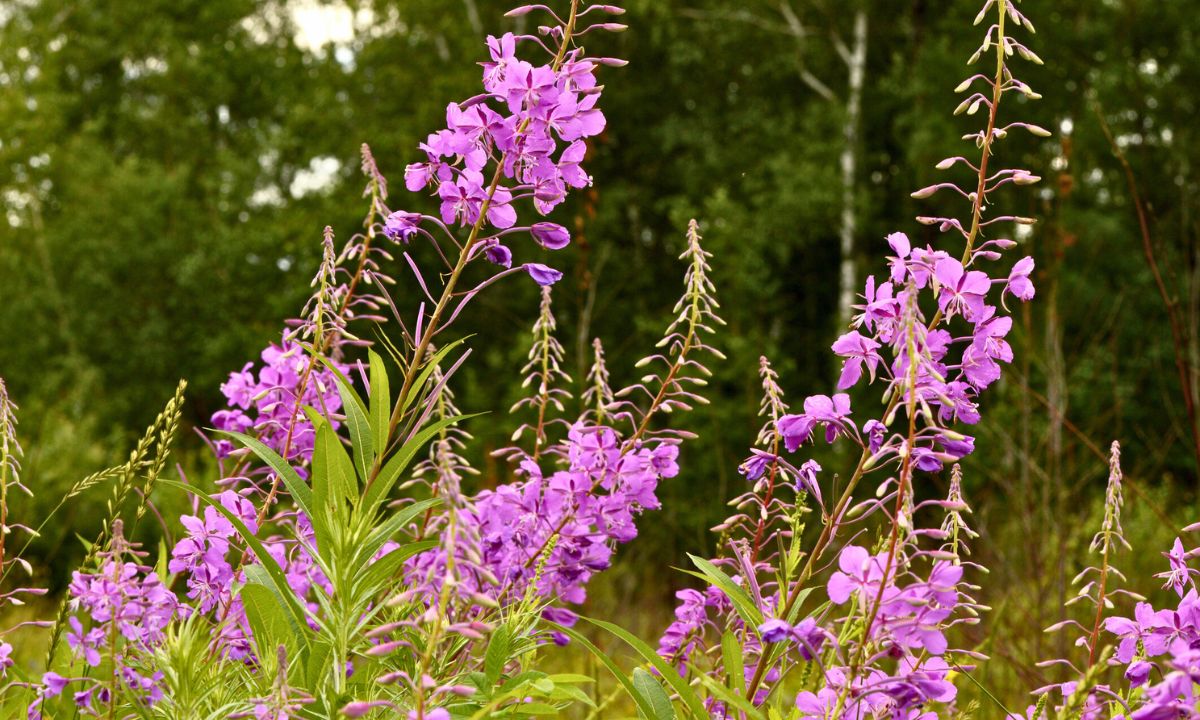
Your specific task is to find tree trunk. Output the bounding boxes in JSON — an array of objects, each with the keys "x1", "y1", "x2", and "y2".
[{"x1": 837, "y1": 9, "x2": 867, "y2": 326}]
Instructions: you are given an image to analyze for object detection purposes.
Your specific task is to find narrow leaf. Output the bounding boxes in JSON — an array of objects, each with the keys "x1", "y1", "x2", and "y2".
[
  {"x1": 631, "y1": 668, "x2": 676, "y2": 720},
  {"x1": 584, "y1": 617, "x2": 708, "y2": 719},
  {"x1": 369, "y1": 350, "x2": 391, "y2": 453}
]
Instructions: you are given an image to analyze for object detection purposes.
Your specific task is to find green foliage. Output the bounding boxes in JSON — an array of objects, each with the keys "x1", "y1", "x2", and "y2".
[{"x1": 1, "y1": 0, "x2": 1199, "y2": 714}]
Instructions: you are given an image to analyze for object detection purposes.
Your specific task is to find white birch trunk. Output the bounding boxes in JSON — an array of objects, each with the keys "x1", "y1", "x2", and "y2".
[{"x1": 837, "y1": 9, "x2": 867, "y2": 326}]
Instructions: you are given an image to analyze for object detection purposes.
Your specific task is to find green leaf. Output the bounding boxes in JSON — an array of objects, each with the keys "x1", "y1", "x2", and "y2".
[
  {"x1": 721, "y1": 631, "x2": 745, "y2": 696},
  {"x1": 548, "y1": 622, "x2": 659, "y2": 720},
  {"x1": 398, "y1": 337, "x2": 471, "y2": 416},
  {"x1": 361, "y1": 413, "x2": 480, "y2": 516},
  {"x1": 241, "y1": 577, "x2": 297, "y2": 665},
  {"x1": 511, "y1": 703, "x2": 560, "y2": 715},
  {"x1": 631, "y1": 668, "x2": 676, "y2": 720},
  {"x1": 693, "y1": 671, "x2": 766, "y2": 720},
  {"x1": 352, "y1": 539, "x2": 436, "y2": 604},
  {"x1": 216, "y1": 430, "x2": 313, "y2": 521},
  {"x1": 485, "y1": 624, "x2": 512, "y2": 686},
  {"x1": 305, "y1": 639, "x2": 333, "y2": 688},
  {"x1": 309, "y1": 410, "x2": 357, "y2": 510},
  {"x1": 685, "y1": 554, "x2": 763, "y2": 628},
  {"x1": 583, "y1": 617, "x2": 708, "y2": 719},
  {"x1": 333, "y1": 367, "x2": 375, "y2": 479},
  {"x1": 369, "y1": 350, "x2": 391, "y2": 453},
  {"x1": 359, "y1": 497, "x2": 441, "y2": 561}
]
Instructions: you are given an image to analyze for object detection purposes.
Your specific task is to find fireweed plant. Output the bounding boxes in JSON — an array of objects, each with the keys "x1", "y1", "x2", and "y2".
[
  {"x1": 569, "y1": 0, "x2": 1153, "y2": 718},
  {"x1": 0, "y1": 0, "x2": 1198, "y2": 719},
  {"x1": 0, "y1": 1, "x2": 715, "y2": 717}
]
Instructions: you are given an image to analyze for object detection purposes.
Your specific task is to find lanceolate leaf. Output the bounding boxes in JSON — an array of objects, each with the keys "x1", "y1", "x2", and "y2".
[
  {"x1": 399, "y1": 337, "x2": 471, "y2": 416},
  {"x1": 582, "y1": 616, "x2": 709, "y2": 719},
  {"x1": 307, "y1": 409, "x2": 357, "y2": 512},
  {"x1": 548, "y1": 622, "x2": 660, "y2": 720},
  {"x1": 335, "y1": 368, "x2": 375, "y2": 479},
  {"x1": 631, "y1": 668, "x2": 676, "y2": 720},
  {"x1": 360, "y1": 498, "x2": 441, "y2": 561},
  {"x1": 215, "y1": 430, "x2": 313, "y2": 521},
  {"x1": 241, "y1": 575, "x2": 300, "y2": 663},
  {"x1": 485, "y1": 624, "x2": 512, "y2": 686},
  {"x1": 361, "y1": 413, "x2": 481, "y2": 516},
  {"x1": 368, "y1": 350, "x2": 391, "y2": 453},
  {"x1": 685, "y1": 554, "x2": 764, "y2": 629}
]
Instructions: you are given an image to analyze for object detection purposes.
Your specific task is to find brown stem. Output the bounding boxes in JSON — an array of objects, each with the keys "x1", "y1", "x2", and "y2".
[{"x1": 1094, "y1": 102, "x2": 1200, "y2": 475}]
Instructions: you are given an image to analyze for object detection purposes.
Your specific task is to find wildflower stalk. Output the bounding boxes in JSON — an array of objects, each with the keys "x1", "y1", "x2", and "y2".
[
  {"x1": 583, "y1": 338, "x2": 613, "y2": 424},
  {"x1": 1085, "y1": 441, "x2": 1125, "y2": 668},
  {"x1": 0, "y1": 379, "x2": 20, "y2": 584},
  {"x1": 508, "y1": 220, "x2": 718, "y2": 580},
  {"x1": 747, "y1": 358, "x2": 787, "y2": 566},
  {"x1": 512, "y1": 286, "x2": 571, "y2": 460},
  {"x1": 959, "y1": 0, "x2": 1008, "y2": 262},
  {"x1": 624, "y1": 219, "x2": 717, "y2": 449},
  {"x1": 374, "y1": 0, "x2": 583, "y2": 490},
  {"x1": 255, "y1": 220, "x2": 374, "y2": 523},
  {"x1": 413, "y1": 495, "x2": 462, "y2": 719},
  {"x1": 744, "y1": 0, "x2": 1022, "y2": 704},
  {"x1": 831, "y1": 298, "x2": 923, "y2": 716}
]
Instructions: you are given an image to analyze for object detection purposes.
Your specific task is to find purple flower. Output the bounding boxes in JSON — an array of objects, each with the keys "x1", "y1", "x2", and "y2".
[
  {"x1": 531, "y1": 222, "x2": 571, "y2": 250},
  {"x1": 1105, "y1": 602, "x2": 1171, "y2": 663},
  {"x1": 778, "y1": 394, "x2": 854, "y2": 452},
  {"x1": 66, "y1": 617, "x2": 104, "y2": 667},
  {"x1": 42, "y1": 672, "x2": 70, "y2": 698},
  {"x1": 791, "y1": 618, "x2": 827, "y2": 660},
  {"x1": 738, "y1": 451, "x2": 773, "y2": 481},
  {"x1": 886, "y1": 232, "x2": 911, "y2": 284},
  {"x1": 934, "y1": 258, "x2": 990, "y2": 321},
  {"x1": 758, "y1": 618, "x2": 792, "y2": 643},
  {"x1": 1157, "y1": 538, "x2": 1195, "y2": 597},
  {"x1": 383, "y1": 211, "x2": 423, "y2": 242},
  {"x1": 1126, "y1": 660, "x2": 1153, "y2": 688},
  {"x1": 827, "y1": 546, "x2": 887, "y2": 605},
  {"x1": 484, "y1": 242, "x2": 513, "y2": 268},
  {"x1": 1006, "y1": 256, "x2": 1036, "y2": 301},
  {"x1": 852, "y1": 276, "x2": 903, "y2": 343},
  {"x1": 796, "y1": 460, "x2": 822, "y2": 505},
  {"x1": 831, "y1": 331, "x2": 882, "y2": 390},
  {"x1": 863, "y1": 419, "x2": 887, "y2": 453},
  {"x1": 525, "y1": 263, "x2": 563, "y2": 286}
]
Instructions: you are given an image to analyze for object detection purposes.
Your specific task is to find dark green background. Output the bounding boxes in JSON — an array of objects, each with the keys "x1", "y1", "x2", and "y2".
[{"x1": 1, "y1": 0, "x2": 1197, "y2": 701}]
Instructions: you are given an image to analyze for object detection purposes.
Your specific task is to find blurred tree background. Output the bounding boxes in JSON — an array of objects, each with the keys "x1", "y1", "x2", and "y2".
[{"x1": 1, "y1": 0, "x2": 1197, "y2": 704}]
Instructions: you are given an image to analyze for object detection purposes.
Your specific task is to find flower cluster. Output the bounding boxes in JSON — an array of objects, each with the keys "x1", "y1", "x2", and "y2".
[
  {"x1": 408, "y1": 422, "x2": 679, "y2": 614},
  {"x1": 390, "y1": 12, "x2": 622, "y2": 283},
  {"x1": 168, "y1": 490, "x2": 258, "y2": 614},
  {"x1": 1011, "y1": 531, "x2": 1200, "y2": 719},
  {"x1": 827, "y1": 546, "x2": 963, "y2": 656},
  {"x1": 168, "y1": 493, "x2": 333, "y2": 662},
  {"x1": 212, "y1": 339, "x2": 346, "y2": 466},
  {"x1": 48, "y1": 524, "x2": 179, "y2": 714}
]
